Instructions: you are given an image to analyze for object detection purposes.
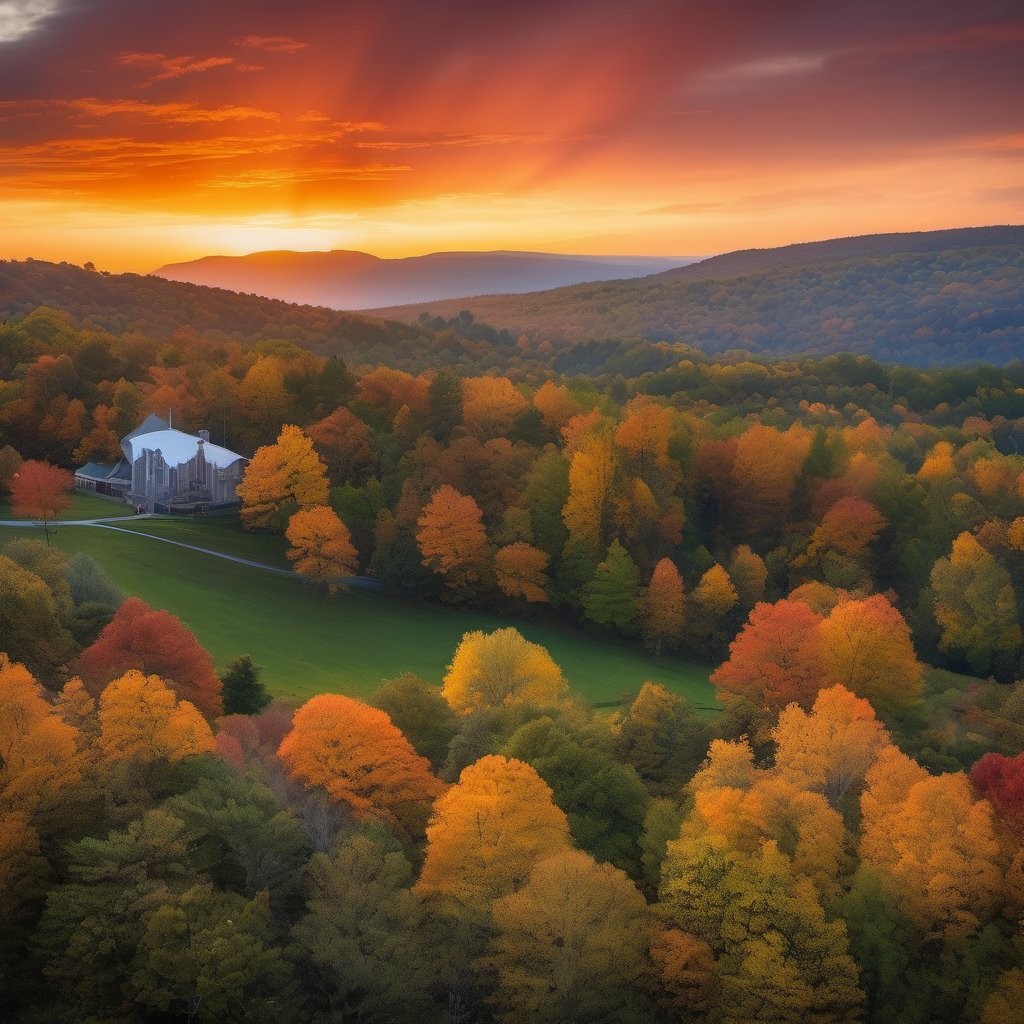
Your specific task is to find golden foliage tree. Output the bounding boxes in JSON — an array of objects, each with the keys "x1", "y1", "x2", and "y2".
[
  {"x1": 860, "y1": 758, "x2": 1003, "y2": 945},
  {"x1": 278, "y1": 693, "x2": 443, "y2": 833},
  {"x1": 485, "y1": 849, "x2": 651, "y2": 1023},
  {"x1": 415, "y1": 755, "x2": 571, "y2": 913},
  {"x1": 462, "y1": 376, "x2": 528, "y2": 439},
  {"x1": 285, "y1": 505, "x2": 358, "y2": 591},
  {"x1": 442, "y1": 628, "x2": 567, "y2": 714},
  {"x1": 773, "y1": 685, "x2": 889, "y2": 808},
  {"x1": 562, "y1": 432, "x2": 615, "y2": 554},
  {"x1": 98, "y1": 670, "x2": 215, "y2": 765},
  {"x1": 237, "y1": 424, "x2": 329, "y2": 531},
  {"x1": 494, "y1": 542, "x2": 550, "y2": 603},
  {"x1": 819, "y1": 595, "x2": 923, "y2": 706}
]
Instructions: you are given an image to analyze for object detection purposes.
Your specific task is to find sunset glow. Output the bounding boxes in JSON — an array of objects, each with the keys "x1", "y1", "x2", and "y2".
[{"x1": 1, "y1": 0, "x2": 1022, "y2": 270}]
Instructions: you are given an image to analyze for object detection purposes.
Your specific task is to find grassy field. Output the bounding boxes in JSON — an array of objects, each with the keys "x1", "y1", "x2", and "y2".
[
  {"x1": 0, "y1": 492, "x2": 136, "y2": 520},
  {"x1": 0, "y1": 518, "x2": 716, "y2": 708}
]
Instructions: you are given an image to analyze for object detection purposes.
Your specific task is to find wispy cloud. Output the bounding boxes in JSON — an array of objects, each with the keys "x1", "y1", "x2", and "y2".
[
  {"x1": 696, "y1": 53, "x2": 828, "y2": 93},
  {"x1": 0, "y1": 97, "x2": 279, "y2": 123},
  {"x1": 0, "y1": 0, "x2": 59, "y2": 43},
  {"x1": 232, "y1": 34, "x2": 306, "y2": 54},
  {"x1": 119, "y1": 51, "x2": 261, "y2": 85}
]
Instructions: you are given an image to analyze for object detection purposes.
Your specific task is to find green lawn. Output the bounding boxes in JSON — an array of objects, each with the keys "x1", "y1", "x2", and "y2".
[
  {"x1": 0, "y1": 522, "x2": 716, "y2": 708},
  {"x1": 0, "y1": 492, "x2": 136, "y2": 520}
]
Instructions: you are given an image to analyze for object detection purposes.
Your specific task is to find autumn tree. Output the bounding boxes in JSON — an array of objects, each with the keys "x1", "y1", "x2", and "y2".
[
  {"x1": 712, "y1": 599, "x2": 823, "y2": 712},
  {"x1": 0, "y1": 554, "x2": 76, "y2": 678},
  {"x1": 661, "y1": 837, "x2": 863, "y2": 1023},
  {"x1": 615, "y1": 683, "x2": 713, "y2": 795},
  {"x1": 0, "y1": 444, "x2": 23, "y2": 497},
  {"x1": 773, "y1": 684, "x2": 889, "y2": 808},
  {"x1": 75, "y1": 597, "x2": 223, "y2": 717},
  {"x1": 98, "y1": 671, "x2": 215, "y2": 764},
  {"x1": 462, "y1": 375, "x2": 528, "y2": 439},
  {"x1": 485, "y1": 850, "x2": 652, "y2": 1023},
  {"x1": 562, "y1": 432, "x2": 615, "y2": 554},
  {"x1": 278, "y1": 694, "x2": 443, "y2": 833},
  {"x1": 305, "y1": 406, "x2": 376, "y2": 485},
  {"x1": 970, "y1": 753, "x2": 1024, "y2": 832},
  {"x1": 860, "y1": 756, "x2": 1003, "y2": 945},
  {"x1": 728, "y1": 544, "x2": 767, "y2": 610},
  {"x1": 532, "y1": 380, "x2": 577, "y2": 432},
  {"x1": 729, "y1": 423, "x2": 811, "y2": 537},
  {"x1": 415, "y1": 755, "x2": 571, "y2": 913},
  {"x1": 641, "y1": 558, "x2": 685, "y2": 654},
  {"x1": 442, "y1": 627, "x2": 567, "y2": 714},
  {"x1": 416, "y1": 484, "x2": 489, "y2": 598},
  {"x1": 494, "y1": 542, "x2": 550, "y2": 603},
  {"x1": 687, "y1": 563, "x2": 738, "y2": 655},
  {"x1": 237, "y1": 424, "x2": 329, "y2": 531},
  {"x1": 819, "y1": 595, "x2": 924, "y2": 707},
  {"x1": 931, "y1": 532, "x2": 1022, "y2": 679},
  {"x1": 356, "y1": 366, "x2": 429, "y2": 419},
  {"x1": 9, "y1": 460, "x2": 73, "y2": 543},
  {"x1": 285, "y1": 505, "x2": 358, "y2": 591},
  {"x1": 583, "y1": 540, "x2": 641, "y2": 636},
  {"x1": 808, "y1": 496, "x2": 887, "y2": 560}
]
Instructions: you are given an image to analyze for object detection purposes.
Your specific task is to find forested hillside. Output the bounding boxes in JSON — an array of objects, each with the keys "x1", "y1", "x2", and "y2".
[{"x1": 372, "y1": 229, "x2": 1024, "y2": 366}]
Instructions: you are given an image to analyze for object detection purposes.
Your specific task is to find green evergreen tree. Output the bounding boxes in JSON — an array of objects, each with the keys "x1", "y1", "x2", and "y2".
[
  {"x1": 582, "y1": 540, "x2": 641, "y2": 635},
  {"x1": 221, "y1": 654, "x2": 271, "y2": 716}
]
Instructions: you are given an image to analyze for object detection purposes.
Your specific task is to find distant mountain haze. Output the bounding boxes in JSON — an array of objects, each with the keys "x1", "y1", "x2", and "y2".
[{"x1": 152, "y1": 250, "x2": 690, "y2": 310}]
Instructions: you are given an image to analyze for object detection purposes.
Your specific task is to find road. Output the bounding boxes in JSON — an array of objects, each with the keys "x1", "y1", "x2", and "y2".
[{"x1": 0, "y1": 515, "x2": 381, "y2": 591}]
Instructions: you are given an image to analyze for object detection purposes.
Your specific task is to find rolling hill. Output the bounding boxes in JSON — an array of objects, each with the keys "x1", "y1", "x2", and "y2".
[
  {"x1": 153, "y1": 249, "x2": 686, "y2": 309},
  {"x1": 369, "y1": 226, "x2": 1024, "y2": 366}
]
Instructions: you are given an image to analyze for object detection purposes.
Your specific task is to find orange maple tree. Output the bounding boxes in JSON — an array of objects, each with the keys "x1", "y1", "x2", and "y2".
[
  {"x1": 9, "y1": 460, "x2": 73, "y2": 543},
  {"x1": 642, "y1": 558, "x2": 685, "y2": 655},
  {"x1": 416, "y1": 485, "x2": 489, "y2": 594},
  {"x1": 494, "y1": 542, "x2": 550, "y2": 602},
  {"x1": 285, "y1": 505, "x2": 358, "y2": 591},
  {"x1": 278, "y1": 693, "x2": 444, "y2": 833}
]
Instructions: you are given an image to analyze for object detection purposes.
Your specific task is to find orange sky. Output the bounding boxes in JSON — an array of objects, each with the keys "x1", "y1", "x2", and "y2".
[{"x1": 1, "y1": 0, "x2": 1022, "y2": 270}]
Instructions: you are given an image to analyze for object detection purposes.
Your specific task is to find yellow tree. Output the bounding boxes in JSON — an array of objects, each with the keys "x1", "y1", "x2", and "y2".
[
  {"x1": 532, "y1": 380, "x2": 577, "y2": 432},
  {"x1": 641, "y1": 558, "x2": 685, "y2": 655},
  {"x1": 494, "y1": 542, "x2": 550, "y2": 603},
  {"x1": 0, "y1": 654, "x2": 85, "y2": 819},
  {"x1": 773, "y1": 685, "x2": 889, "y2": 808},
  {"x1": 819, "y1": 595, "x2": 923, "y2": 707},
  {"x1": 237, "y1": 425, "x2": 329, "y2": 531},
  {"x1": 443, "y1": 628, "x2": 567, "y2": 713},
  {"x1": 562, "y1": 432, "x2": 615, "y2": 554},
  {"x1": 415, "y1": 755, "x2": 571, "y2": 913},
  {"x1": 285, "y1": 505, "x2": 358, "y2": 592},
  {"x1": 462, "y1": 376, "x2": 528, "y2": 439},
  {"x1": 416, "y1": 485, "x2": 489, "y2": 597},
  {"x1": 98, "y1": 671, "x2": 215, "y2": 764},
  {"x1": 485, "y1": 849, "x2": 651, "y2": 1023},
  {"x1": 931, "y1": 532, "x2": 1022, "y2": 678},
  {"x1": 278, "y1": 694, "x2": 444, "y2": 833}
]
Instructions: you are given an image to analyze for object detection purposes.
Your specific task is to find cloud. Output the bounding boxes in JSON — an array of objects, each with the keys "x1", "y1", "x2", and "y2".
[
  {"x1": 696, "y1": 53, "x2": 828, "y2": 93},
  {"x1": 204, "y1": 165, "x2": 410, "y2": 188},
  {"x1": 232, "y1": 34, "x2": 306, "y2": 54},
  {"x1": 0, "y1": 97, "x2": 279, "y2": 123},
  {"x1": 0, "y1": 0, "x2": 59, "y2": 43},
  {"x1": 355, "y1": 130, "x2": 566, "y2": 151},
  {"x1": 119, "y1": 51, "x2": 261, "y2": 85}
]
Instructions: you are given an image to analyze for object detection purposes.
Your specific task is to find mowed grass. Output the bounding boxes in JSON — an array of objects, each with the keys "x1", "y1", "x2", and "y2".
[
  {"x1": 0, "y1": 521, "x2": 717, "y2": 708},
  {"x1": 0, "y1": 491, "x2": 136, "y2": 520}
]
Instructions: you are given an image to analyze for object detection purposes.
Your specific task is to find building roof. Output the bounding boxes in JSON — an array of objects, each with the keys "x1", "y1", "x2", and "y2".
[
  {"x1": 122, "y1": 413, "x2": 169, "y2": 443},
  {"x1": 122, "y1": 427, "x2": 246, "y2": 470},
  {"x1": 76, "y1": 461, "x2": 118, "y2": 480}
]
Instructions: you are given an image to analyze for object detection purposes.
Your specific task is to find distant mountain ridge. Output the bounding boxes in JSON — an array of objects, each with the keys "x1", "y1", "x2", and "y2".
[
  {"x1": 364, "y1": 225, "x2": 1024, "y2": 366},
  {"x1": 153, "y1": 249, "x2": 688, "y2": 310}
]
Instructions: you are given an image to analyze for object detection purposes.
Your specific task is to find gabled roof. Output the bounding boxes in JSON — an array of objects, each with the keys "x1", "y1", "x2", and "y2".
[{"x1": 122, "y1": 413, "x2": 168, "y2": 443}]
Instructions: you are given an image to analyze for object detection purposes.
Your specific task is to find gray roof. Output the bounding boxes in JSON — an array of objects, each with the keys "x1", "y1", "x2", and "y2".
[
  {"x1": 122, "y1": 413, "x2": 169, "y2": 444},
  {"x1": 123, "y1": 427, "x2": 246, "y2": 470},
  {"x1": 76, "y1": 462, "x2": 118, "y2": 480}
]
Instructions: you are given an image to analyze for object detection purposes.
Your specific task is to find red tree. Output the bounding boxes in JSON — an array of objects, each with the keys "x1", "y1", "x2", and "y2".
[
  {"x1": 971, "y1": 753, "x2": 1024, "y2": 831},
  {"x1": 10, "y1": 460, "x2": 73, "y2": 544},
  {"x1": 74, "y1": 597, "x2": 223, "y2": 716}
]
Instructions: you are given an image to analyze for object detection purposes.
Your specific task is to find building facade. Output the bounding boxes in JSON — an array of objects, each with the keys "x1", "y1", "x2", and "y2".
[{"x1": 75, "y1": 414, "x2": 248, "y2": 512}]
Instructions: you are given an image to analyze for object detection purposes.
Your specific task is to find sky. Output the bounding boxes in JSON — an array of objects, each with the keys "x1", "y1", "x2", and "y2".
[{"x1": 1, "y1": 0, "x2": 1023, "y2": 271}]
